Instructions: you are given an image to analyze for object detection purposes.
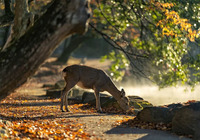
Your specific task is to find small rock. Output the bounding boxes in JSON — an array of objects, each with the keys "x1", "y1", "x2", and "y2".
[
  {"x1": 46, "y1": 89, "x2": 62, "y2": 98},
  {"x1": 68, "y1": 88, "x2": 85, "y2": 100},
  {"x1": 128, "y1": 95, "x2": 153, "y2": 110},
  {"x1": 42, "y1": 84, "x2": 54, "y2": 88},
  {"x1": 128, "y1": 96, "x2": 144, "y2": 100},
  {"x1": 54, "y1": 80, "x2": 65, "y2": 89},
  {"x1": 82, "y1": 92, "x2": 96, "y2": 103},
  {"x1": 102, "y1": 97, "x2": 120, "y2": 109},
  {"x1": 82, "y1": 92, "x2": 111, "y2": 104}
]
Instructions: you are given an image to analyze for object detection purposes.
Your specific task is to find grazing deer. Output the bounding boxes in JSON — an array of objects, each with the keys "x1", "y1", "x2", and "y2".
[{"x1": 61, "y1": 64, "x2": 130, "y2": 112}]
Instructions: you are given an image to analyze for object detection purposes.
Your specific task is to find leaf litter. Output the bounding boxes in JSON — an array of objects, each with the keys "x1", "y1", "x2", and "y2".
[{"x1": 0, "y1": 97, "x2": 96, "y2": 139}]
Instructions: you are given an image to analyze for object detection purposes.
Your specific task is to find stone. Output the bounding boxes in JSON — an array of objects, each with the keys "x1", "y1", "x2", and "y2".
[
  {"x1": 128, "y1": 96, "x2": 144, "y2": 100},
  {"x1": 128, "y1": 95, "x2": 153, "y2": 110},
  {"x1": 194, "y1": 123, "x2": 200, "y2": 140},
  {"x1": 54, "y1": 80, "x2": 65, "y2": 89},
  {"x1": 172, "y1": 102, "x2": 200, "y2": 136},
  {"x1": 100, "y1": 95, "x2": 153, "y2": 111},
  {"x1": 101, "y1": 97, "x2": 119, "y2": 108},
  {"x1": 81, "y1": 92, "x2": 111, "y2": 104},
  {"x1": 46, "y1": 89, "x2": 62, "y2": 98},
  {"x1": 82, "y1": 92, "x2": 95, "y2": 103},
  {"x1": 42, "y1": 84, "x2": 54, "y2": 88},
  {"x1": 46, "y1": 87, "x2": 84, "y2": 99},
  {"x1": 137, "y1": 107, "x2": 173, "y2": 123},
  {"x1": 166, "y1": 103, "x2": 183, "y2": 110},
  {"x1": 136, "y1": 103, "x2": 184, "y2": 123}
]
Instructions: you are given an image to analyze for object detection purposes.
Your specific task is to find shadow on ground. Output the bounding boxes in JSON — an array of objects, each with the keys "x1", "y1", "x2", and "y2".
[{"x1": 106, "y1": 125, "x2": 191, "y2": 140}]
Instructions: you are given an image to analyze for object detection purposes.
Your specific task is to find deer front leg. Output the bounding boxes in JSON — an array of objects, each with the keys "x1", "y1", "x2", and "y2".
[{"x1": 94, "y1": 89, "x2": 102, "y2": 113}]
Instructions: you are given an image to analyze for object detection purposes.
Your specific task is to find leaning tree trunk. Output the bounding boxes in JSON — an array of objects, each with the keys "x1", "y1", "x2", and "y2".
[{"x1": 0, "y1": 0, "x2": 91, "y2": 100}]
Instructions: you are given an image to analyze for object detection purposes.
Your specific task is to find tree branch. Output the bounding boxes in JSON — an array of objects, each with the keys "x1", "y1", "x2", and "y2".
[{"x1": 89, "y1": 23, "x2": 153, "y2": 81}]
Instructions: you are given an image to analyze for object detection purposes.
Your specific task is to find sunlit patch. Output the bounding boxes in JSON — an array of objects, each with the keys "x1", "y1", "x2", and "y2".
[
  {"x1": 0, "y1": 99, "x2": 94, "y2": 139},
  {"x1": 1, "y1": 119, "x2": 91, "y2": 139}
]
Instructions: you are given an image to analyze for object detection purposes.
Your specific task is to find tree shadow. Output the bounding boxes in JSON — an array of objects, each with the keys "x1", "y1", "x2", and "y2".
[
  {"x1": 0, "y1": 98, "x2": 82, "y2": 107},
  {"x1": 105, "y1": 125, "x2": 189, "y2": 140},
  {"x1": 0, "y1": 112, "x2": 106, "y2": 121},
  {"x1": 0, "y1": 101, "x2": 60, "y2": 107}
]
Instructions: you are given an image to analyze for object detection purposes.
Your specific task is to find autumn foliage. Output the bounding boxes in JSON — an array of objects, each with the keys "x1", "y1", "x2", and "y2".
[
  {"x1": 0, "y1": 92, "x2": 135, "y2": 139},
  {"x1": 0, "y1": 98, "x2": 93, "y2": 139},
  {"x1": 153, "y1": 1, "x2": 200, "y2": 41}
]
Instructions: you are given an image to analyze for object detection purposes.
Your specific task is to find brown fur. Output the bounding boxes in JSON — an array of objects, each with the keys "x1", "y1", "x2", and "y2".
[{"x1": 61, "y1": 64, "x2": 129, "y2": 112}]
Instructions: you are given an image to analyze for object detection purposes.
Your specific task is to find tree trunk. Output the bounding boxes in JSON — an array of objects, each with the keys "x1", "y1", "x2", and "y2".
[
  {"x1": 57, "y1": 35, "x2": 91, "y2": 63},
  {"x1": 0, "y1": 0, "x2": 91, "y2": 100}
]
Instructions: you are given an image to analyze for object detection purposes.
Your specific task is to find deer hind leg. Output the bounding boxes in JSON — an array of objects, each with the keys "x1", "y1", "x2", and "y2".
[
  {"x1": 60, "y1": 81, "x2": 77, "y2": 112},
  {"x1": 94, "y1": 89, "x2": 102, "y2": 113}
]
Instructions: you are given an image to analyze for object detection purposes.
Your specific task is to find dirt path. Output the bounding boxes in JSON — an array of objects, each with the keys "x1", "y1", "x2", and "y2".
[
  {"x1": 72, "y1": 113, "x2": 190, "y2": 140},
  {"x1": 0, "y1": 57, "x2": 191, "y2": 139}
]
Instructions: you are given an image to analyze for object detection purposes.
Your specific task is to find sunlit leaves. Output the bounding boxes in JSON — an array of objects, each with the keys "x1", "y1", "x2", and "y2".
[
  {"x1": 116, "y1": 117, "x2": 172, "y2": 131},
  {"x1": 10, "y1": 119, "x2": 90, "y2": 139},
  {"x1": 0, "y1": 2, "x2": 4, "y2": 10},
  {"x1": 2, "y1": 119, "x2": 91, "y2": 139},
  {"x1": 156, "y1": 7, "x2": 200, "y2": 41},
  {"x1": 0, "y1": 98, "x2": 93, "y2": 139},
  {"x1": 91, "y1": 0, "x2": 200, "y2": 88},
  {"x1": 101, "y1": 50, "x2": 129, "y2": 81}
]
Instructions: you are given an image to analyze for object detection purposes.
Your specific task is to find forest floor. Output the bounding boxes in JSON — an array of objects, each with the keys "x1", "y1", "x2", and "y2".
[{"x1": 0, "y1": 57, "x2": 191, "y2": 140}]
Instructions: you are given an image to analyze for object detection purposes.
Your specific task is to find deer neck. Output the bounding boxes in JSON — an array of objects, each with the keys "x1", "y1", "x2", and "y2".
[{"x1": 106, "y1": 83, "x2": 121, "y2": 101}]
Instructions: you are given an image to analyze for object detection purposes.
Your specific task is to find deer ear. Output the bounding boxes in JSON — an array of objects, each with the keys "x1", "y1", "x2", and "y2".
[{"x1": 121, "y1": 88, "x2": 125, "y2": 97}]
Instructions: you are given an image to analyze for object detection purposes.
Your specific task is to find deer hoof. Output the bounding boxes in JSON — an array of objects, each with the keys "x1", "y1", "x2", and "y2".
[{"x1": 61, "y1": 109, "x2": 70, "y2": 112}]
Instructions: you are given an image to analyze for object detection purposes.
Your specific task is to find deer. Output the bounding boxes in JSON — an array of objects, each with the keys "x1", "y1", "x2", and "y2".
[{"x1": 60, "y1": 64, "x2": 130, "y2": 113}]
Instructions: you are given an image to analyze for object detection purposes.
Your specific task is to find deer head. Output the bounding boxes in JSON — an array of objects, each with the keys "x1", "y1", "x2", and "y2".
[{"x1": 117, "y1": 89, "x2": 130, "y2": 111}]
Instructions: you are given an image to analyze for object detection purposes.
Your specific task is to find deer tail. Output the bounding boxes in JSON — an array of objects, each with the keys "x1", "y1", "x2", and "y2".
[{"x1": 61, "y1": 67, "x2": 67, "y2": 77}]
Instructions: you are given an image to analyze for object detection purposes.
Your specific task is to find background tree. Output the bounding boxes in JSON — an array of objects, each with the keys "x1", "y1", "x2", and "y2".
[{"x1": 56, "y1": 31, "x2": 93, "y2": 63}]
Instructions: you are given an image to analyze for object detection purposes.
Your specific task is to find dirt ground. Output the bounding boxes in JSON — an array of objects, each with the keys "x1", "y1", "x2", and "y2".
[{"x1": 0, "y1": 57, "x2": 191, "y2": 140}]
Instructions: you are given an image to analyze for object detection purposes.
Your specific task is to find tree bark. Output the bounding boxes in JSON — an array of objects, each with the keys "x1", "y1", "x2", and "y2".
[
  {"x1": 3, "y1": 0, "x2": 30, "y2": 50},
  {"x1": 0, "y1": 0, "x2": 91, "y2": 100}
]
